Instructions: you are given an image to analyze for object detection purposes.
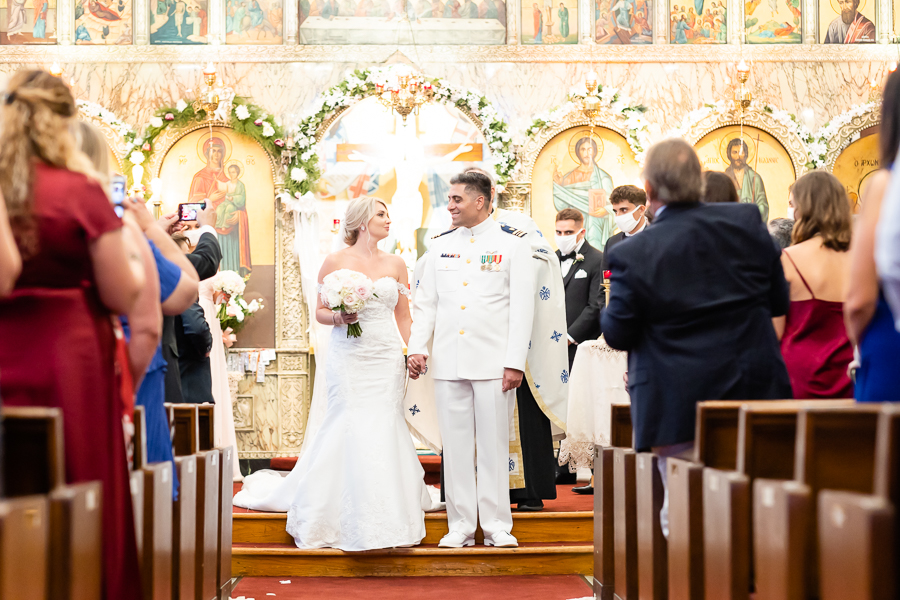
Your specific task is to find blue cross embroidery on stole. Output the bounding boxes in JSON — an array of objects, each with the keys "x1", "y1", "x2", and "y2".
[
  {"x1": 560, "y1": 369, "x2": 569, "y2": 384},
  {"x1": 539, "y1": 286, "x2": 550, "y2": 301},
  {"x1": 509, "y1": 458, "x2": 515, "y2": 472},
  {"x1": 551, "y1": 331, "x2": 562, "y2": 342},
  {"x1": 409, "y1": 405, "x2": 421, "y2": 416}
]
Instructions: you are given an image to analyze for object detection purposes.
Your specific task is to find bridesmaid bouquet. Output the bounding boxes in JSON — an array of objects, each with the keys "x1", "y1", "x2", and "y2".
[
  {"x1": 210, "y1": 270, "x2": 264, "y2": 334},
  {"x1": 319, "y1": 269, "x2": 376, "y2": 338}
]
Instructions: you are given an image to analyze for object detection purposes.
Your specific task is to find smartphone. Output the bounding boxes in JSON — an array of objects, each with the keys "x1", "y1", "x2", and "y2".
[
  {"x1": 111, "y1": 174, "x2": 126, "y2": 218},
  {"x1": 178, "y1": 201, "x2": 206, "y2": 222}
]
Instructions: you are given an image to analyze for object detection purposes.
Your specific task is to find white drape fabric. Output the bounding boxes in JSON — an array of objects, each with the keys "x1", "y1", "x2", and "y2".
[{"x1": 558, "y1": 338, "x2": 629, "y2": 471}]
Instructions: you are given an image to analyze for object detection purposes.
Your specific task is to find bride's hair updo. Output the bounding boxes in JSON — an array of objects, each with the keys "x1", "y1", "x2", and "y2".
[{"x1": 342, "y1": 195, "x2": 387, "y2": 246}]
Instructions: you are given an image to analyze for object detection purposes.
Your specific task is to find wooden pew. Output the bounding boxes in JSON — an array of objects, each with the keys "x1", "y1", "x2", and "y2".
[
  {"x1": 594, "y1": 445, "x2": 616, "y2": 600},
  {"x1": 635, "y1": 453, "x2": 667, "y2": 600},
  {"x1": 166, "y1": 404, "x2": 200, "y2": 457},
  {"x1": 134, "y1": 406, "x2": 148, "y2": 471},
  {"x1": 702, "y1": 469, "x2": 749, "y2": 600},
  {"x1": 611, "y1": 404, "x2": 633, "y2": 448},
  {"x1": 142, "y1": 462, "x2": 174, "y2": 600},
  {"x1": 817, "y1": 404, "x2": 900, "y2": 600},
  {"x1": 173, "y1": 457, "x2": 197, "y2": 600},
  {"x1": 217, "y1": 447, "x2": 234, "y2": 597},
  {"x1": 0, "y1": 495, "x2": 50, "y2": 600},
  {"x1": 1, "y1": 407, "x2": 65, "y2": 496},
  {"x1": 48, "y1": 482, "x2": 102, "y2": 600},
  {"x1": 130, "y1": 470, "x2": 145, "y2": 576},
  {"x1": 195, "y1": 450, "x2": 220, "y2": 600},
  {"x1": 613, "y1": 448, "x2": 637, "y2": 600},
  {"x1": 667, "y1": 457, "x2": 705, "y2": 600},
  {"x1": 197, "y1": 406, "x2": 215, "y2": 452},
  {"x1": 754, "y1": 404, "x2": 881, "y2": 599}
]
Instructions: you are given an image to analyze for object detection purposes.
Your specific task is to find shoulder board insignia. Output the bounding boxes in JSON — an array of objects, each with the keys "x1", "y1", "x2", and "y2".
[
  {"x1": 431, "y1": 228, "x2": 457, "y2": 239},
  {"x1": 500, "y1": 224, "x2": 527, "y2": 238}
]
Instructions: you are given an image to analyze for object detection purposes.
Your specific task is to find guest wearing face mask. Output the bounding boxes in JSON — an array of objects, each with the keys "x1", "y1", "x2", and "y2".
[{"x1": 601, "y1": 185, "x2": 649, "y2": 272}]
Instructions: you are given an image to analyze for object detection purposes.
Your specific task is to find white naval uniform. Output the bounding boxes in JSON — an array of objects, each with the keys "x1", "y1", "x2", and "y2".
[{"x1": 408, "y1": 216, "x2": 535, "y2": 539}]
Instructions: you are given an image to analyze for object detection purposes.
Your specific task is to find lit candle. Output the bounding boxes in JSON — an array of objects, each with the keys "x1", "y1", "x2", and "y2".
[
  {"x1": 49, "y1": 62, "x2": 63, "y2": 77},
  {"x1": 736, "y1": 59, "x2": 750, "y2": 74},
  {"x1": 203, "y1": 62, "x2": 216, "y2": 76},
  {"x1": 585, "y1": 70, "x2": 598, "y2": 87}
]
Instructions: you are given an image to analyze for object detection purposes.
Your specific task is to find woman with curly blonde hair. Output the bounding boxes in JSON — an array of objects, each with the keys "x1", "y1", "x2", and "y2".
[{"x1": 0, "y1": 69, "x2": 143, "y2": 599}]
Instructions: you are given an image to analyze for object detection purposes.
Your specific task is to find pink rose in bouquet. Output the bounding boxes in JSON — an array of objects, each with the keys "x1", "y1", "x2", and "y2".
[{"x1": 319, "y1": 269, "x2": 377, "y2": 338}]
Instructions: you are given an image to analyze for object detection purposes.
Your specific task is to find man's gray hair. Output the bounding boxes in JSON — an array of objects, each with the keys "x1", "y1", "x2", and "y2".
[
  {"x1": 642, "y1": 138, "x2": 703, "y2": 204},
  {"x1": 768, "y1": 217, "x2": 794, "y2": 249}
]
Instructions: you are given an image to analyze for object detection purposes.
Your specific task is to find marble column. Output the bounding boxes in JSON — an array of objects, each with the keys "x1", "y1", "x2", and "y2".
[
  {"x1": 57, "y1": 0, "x2": 73, "y2": 45},
  {"x1": 878, "y1": 0, "x2": 892, "y2": 42},
  {"x1": 507, "y1": 0, "x2": 520, "y2": 43},
  {"x1": 802, "y1": 0, "x2": 816, "y2": 43},
  {"x1": 285, "y1": 0, "x2": 300, "y2": 43},
  {"x1": 209, "y1": 0, "x2": 225, "y2": 44},
  {"x1": 579, "y1": 0, "x2": 594, "y2": 43},
  {"x1": 654, "y1": 0, "x2": 668, "y2": 43},
  {"x1": 727, "y1": 0, "x2": 741, "y2": 44},
  {"x1": 135, "y1": 0, "x2": 150, "y2": 44}
]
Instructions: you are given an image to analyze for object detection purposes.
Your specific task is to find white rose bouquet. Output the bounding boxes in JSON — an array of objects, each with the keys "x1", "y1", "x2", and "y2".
[
  {"x1": 210, "y1": 270, "x2": 264, "y2": 334},
  {"x1": 319, "y1": 269, "x2": 376, "y2": 338}
]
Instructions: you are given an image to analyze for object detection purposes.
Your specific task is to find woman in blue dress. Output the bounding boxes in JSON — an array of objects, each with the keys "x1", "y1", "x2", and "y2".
[{"x1": 845, "y1": 69, "x2": 900, "y2": 402}]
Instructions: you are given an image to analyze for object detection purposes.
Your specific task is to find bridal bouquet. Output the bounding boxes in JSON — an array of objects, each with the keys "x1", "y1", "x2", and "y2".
[
  {"x1": 320, "y1": 269, "x2": 376, "y2": 338},
  {"x1": 210, "y1": 270, "x2": 264, "y2": 334}
]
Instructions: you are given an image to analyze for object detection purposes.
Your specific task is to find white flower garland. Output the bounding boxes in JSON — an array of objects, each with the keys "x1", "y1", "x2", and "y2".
[
  {"x1": 525, "y1": 83, "x2": 652, "y2": 164},
  {"x1": 288, "y1": 66, "x2": 516, "y2": 195},
  {"x1": 75, "y1": 99, "x2": 139, "y2": 156},
  {"x1": 816, "y1": 102, "x2": 881, "y2": 166}
]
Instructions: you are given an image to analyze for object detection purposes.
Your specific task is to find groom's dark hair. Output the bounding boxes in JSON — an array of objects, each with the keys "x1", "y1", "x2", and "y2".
[{"x1": 451, "y1": 171, "x2": 493, "y2": 207}]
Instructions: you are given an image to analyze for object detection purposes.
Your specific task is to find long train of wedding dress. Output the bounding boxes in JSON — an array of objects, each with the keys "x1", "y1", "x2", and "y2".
[{"x1": 233, "y1": 275, "x2": 441, "y2": 551}]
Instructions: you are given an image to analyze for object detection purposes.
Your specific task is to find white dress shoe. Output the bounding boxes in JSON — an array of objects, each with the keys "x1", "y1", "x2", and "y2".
[
  {"x1": 438, "y1": 531, "x2": 475, "y2": 548},
  {"x1": 484, "y1": 531, "x2": 518, "y2": 547}
]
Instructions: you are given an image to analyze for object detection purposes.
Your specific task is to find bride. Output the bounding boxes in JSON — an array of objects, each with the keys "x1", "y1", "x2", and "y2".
[{"x1": 233, "y1": 195, "x2": 440, "y2": 551}]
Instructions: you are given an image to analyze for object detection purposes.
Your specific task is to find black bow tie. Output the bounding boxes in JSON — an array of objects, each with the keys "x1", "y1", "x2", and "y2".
[{"x1": 560, "y1": 252, "x2": 576, "y2": 261}]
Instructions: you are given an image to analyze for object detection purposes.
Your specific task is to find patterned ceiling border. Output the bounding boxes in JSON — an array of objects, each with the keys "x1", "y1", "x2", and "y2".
[{"x1": 1, "y1": 44, "x2": 899, "y2": 64}]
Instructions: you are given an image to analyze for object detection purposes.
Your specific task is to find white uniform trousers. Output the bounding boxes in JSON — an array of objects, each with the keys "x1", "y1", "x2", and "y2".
[{"x1": 434, "y1": 378, "x2": 515, "y2": 539}]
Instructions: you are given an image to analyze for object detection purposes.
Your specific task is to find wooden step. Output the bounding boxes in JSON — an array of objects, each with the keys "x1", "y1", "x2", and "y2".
[
  {"x1": 232, "y1": 542, "x2": 594, "y2": 577},
  {"x1": 234, "y1": 511, "x2": 593, "y2": 545}
]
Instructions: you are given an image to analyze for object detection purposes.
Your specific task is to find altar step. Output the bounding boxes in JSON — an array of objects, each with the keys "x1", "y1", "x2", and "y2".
[
  {"x1": 234, "y1": 511, "x2": 594, "y2": 545},
  {"x1": 232, "y1": 542, "x2": 594, "y2": 577}
]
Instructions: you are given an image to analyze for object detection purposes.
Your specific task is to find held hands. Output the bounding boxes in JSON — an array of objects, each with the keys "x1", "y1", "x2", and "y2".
[
  {"x1": 407, "y1": 354, "x2": 428, "y2": 380},
  {"x1": 502, "y1": 368, "x2": 524, "y2": 392}
]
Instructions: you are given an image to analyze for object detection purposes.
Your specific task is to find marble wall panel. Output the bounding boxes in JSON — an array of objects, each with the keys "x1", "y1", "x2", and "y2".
[{"x1": 234, "y1": 371, "x2": 280, "y2": 456}]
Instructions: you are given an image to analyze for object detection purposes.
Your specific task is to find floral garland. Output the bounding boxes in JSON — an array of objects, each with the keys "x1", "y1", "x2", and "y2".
[
  {"x1": 667, "y1": 101, "x2": 825, "y2": 169},
  {"x1": 76, "y1": 99, "x2": 139, "y2": 153},
  {"x1": 815, "y1": 101, "x2": 881, "y2": 165},
  {"x1": 126, "y1": 95, "x2": 308, "y2": 196},
  {"x1": 525, "y1": 83, "x2": 651, "y2": 164},
  {"x1": 285, "y1": 66, "x2": 515, "y2": 201}
]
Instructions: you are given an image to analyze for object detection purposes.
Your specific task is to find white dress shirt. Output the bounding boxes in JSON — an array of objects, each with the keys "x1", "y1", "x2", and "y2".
[{"x1": 559, "y1": 239, "x2": 585, "y2": 278}]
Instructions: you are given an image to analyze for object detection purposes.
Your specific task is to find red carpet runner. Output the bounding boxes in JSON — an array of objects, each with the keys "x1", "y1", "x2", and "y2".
[{"x1": 232, "y1": 575, "x2": 593, "y2": 599}]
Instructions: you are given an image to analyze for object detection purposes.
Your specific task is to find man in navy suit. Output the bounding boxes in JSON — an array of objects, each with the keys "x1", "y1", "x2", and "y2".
[{"x1": 601, "y1": 138, "x2": 791, "y2": 535}]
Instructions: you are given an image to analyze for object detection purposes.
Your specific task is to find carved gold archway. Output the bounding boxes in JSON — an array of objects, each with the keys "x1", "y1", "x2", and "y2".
[
  {"x1": 76, "y1": 104, "x2": 130, "y2": 174},
  {"x1": 678, "y1": 106, "x2": 811, "y2": 180},
  {"x1": 822, "y1": 106, "x2": 882, "y2": 172}
]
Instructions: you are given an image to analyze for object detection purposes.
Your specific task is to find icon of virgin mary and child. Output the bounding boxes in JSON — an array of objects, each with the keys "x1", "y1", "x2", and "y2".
[{"x1": 189, "y1": 135, "x2": 252, "y2": 275}]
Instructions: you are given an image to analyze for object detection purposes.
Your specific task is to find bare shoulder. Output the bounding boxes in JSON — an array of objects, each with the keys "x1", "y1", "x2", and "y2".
[
  {"x1": 385, "y1": 253, "x2": 410, "y2": 283},
  {"x1": 318, "y1": 250, "x2": 349, "y2": 282}
]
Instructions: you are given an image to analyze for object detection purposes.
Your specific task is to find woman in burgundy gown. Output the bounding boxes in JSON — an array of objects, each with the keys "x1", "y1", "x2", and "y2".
[
  {"x1": 775, "y1": 171, "x2": 854, "y2": 399},
  {"x1": 0, "y1": 70, "x2": 144, "y2": 599}
]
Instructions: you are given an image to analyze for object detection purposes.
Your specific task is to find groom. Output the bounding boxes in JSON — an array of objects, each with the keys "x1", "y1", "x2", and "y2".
[{"x1": 408, "y1": 170, "x2": 535, "y2": 549}]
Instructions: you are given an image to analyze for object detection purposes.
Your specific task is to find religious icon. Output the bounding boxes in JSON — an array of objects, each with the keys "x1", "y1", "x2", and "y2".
[
  {"x1": 668, "y1": 0, "x2": 726, "y2": 43},
  {"x1": 316, "y1": 97, "x2": 489, "y2": 264},
  {"x1": 158, "y1": 126, "x2": 275, "y2": 347},
  {"x1": 299, "y1": 0, "x2": 506, "y2": 45},
  {"x1": 521, "y1": 0, "x2": 576, "y2": 43},
  {"x1": 820, "y1": 0, "x2": 874, "y2": 42},
  {"x1": 1, "y1": 0, "x2": 56, "y2": 43},
  {"x1": 532, "y1": 126, "x2": 640, "y2": 251},
  {"x1": 694, "y1": 125, "x2": 796, "y2": 221},
  {"x1": 595, "y1": 0, "x2": 652, "y2": 43},
  {"x1": 226, "y1": 0, "x2": 282, "y2": 43},
  {"x1": 75, "y1": 0, "x2": 132, "y2": 44},
  {"x1": 745, "y1": 0, "x2": 801, "y2": 43},
  {"x1": 150, "y1": 0, "x2": 208, "y2": 43},
  {"x1": 832, "y1": 125, "x2": 880, "y2": 214}
]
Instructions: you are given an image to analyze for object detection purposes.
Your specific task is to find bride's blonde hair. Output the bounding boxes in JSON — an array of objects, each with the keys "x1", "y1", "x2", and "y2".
[{"x1": 342, "y1": 196, "x2": 386, "y2": 246}]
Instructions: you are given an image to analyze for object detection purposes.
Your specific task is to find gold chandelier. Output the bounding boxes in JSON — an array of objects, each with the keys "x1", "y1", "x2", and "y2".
[
  {"x1": 733, "y1": 59, "x2": 752, "y2": 114},
  {"x1": 376, "y1": 71, "x2": 434, "y2": 123}
]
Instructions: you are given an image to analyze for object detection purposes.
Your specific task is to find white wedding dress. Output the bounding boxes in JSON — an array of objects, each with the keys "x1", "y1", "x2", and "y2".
[{"x1": 233, "y1": 275, "x2": 441, "y2": 551}]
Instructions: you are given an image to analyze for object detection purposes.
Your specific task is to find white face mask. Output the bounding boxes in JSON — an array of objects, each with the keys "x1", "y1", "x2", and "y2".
[
  {"x1": 555, "y1": 232, "x2": 581, "y2": 256},
  {"x1": 786, "y1": 206, "x2": 795, "y2": 220},
  {"x1": 614, "y1": 206, "x2": 643, "y2": 235}
]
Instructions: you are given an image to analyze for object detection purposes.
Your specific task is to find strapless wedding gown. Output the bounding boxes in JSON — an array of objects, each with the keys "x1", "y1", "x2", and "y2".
[{"x1": 233, "y1": 275, "x2": 440, "y2": 551}]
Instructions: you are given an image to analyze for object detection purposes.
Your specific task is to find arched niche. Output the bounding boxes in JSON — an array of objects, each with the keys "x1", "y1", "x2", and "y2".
[
  {"x1": 76, "y1": 103, "x2": 128, "y2": 175},
  {"x1": 518, "y1": 109, "x2": 642, "y2": 248},
  {"x1": 823, "y1": 105, "x2": 881, "y2": 214}
]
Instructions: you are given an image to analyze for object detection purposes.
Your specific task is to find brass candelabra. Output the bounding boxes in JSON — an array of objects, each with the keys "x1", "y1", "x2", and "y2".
[{"x1": 376, "y1": 72, "x2": 434, "y2": 123}]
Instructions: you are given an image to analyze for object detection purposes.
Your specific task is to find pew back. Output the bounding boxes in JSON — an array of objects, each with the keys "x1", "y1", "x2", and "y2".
[
  {"x1": 1, "y1": 407, "x2": 65, "y2": 497},
  {"x1": 0, "y1": 495, "x2": 49, "y2": 600}
]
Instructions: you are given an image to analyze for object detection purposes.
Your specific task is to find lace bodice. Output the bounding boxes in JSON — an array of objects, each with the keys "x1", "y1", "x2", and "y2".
[{"x1": 354, "y1": 276, "x2": 408, "y2": 323}]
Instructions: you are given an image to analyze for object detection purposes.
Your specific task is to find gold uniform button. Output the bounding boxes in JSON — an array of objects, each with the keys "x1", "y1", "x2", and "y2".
[
  {"x1": 466, "y1": 259, "x2": 471, "y2": 264},
  {"x1": 459, "y1": 329, "x2": 465, "y2": 335},
  {"x1": 469, "y1": 238, "x2": 475, "y2": 243},
  {"x1": 461, "y1": 305, "x2": 466, "y2": 310}
]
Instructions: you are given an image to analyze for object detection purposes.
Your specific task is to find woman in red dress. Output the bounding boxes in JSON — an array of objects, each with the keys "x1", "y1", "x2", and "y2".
[
  {"x1": 0, "y1": 70, "x2": 144, "y2": 599},
  {"x1": 0, "y1": 189, "x2": 20, "y2": 296},
  {"x1": 774, "y1": 171, "x2": 854, "y2": 399}
]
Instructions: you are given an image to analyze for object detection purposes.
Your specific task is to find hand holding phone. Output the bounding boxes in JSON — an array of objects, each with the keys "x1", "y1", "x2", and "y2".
[
  {"x1": 111, "y1": 174, "x2": 127, "y2": 218},
  {"x1": 177, "y1": 201, "x2": 207, "y2": 222}
]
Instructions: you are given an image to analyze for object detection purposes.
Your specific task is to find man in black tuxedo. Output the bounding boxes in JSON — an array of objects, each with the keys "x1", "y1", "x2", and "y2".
[
  {"x1": 601, "y1": 185, "x2": 650, "y2": 273},
  {"x1": 163, "y1": 206, "x2": 221, "y2": 404},
  {"x1": 555, "y1": 208, "x2": 605, "y2": 368},
  {"x1": 175, "y1": 302, "x2": 214, "y2": 403},
  {"x1": 601, "y1": 139, "x2": 791, "y2": 536}
]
